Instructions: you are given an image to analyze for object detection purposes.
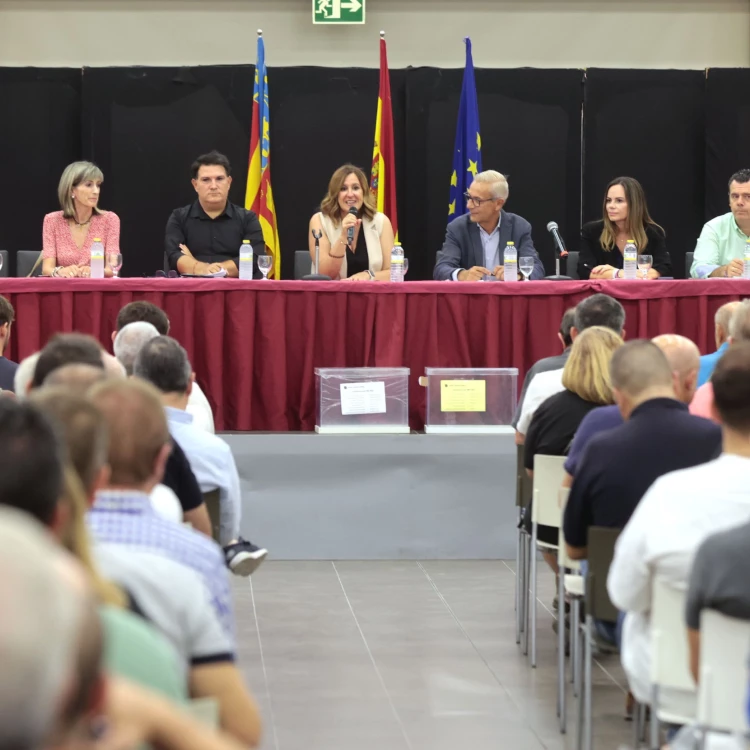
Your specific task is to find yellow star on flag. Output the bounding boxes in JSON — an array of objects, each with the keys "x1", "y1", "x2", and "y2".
[
  {"x1": 448, "y1": 200, "x2": 456, "y2": 215},
  {"x1": 467, "y1": 159, "x2": 478, "y2": 177},
  {"x1": 476, "y1": 132, "x2": 481, "y2": 151},
  {"x1": 450, "y1": 170, "x2": 457, "y2": 187}
]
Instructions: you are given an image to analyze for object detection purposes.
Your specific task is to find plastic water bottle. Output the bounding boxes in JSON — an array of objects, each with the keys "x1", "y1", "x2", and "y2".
[
  {"x1": 743, "y1": 240, "x2": 750, "y2": 279},
  {"x1": 239, "y1": 240, "x2": 253, "y2": 280},
  {"x1": 504, "y1": 241, "x2": 518, "y2": 282},
  {"x1": 622, "y1": 240, "x2": 638, "y2": 280},
  {"x1": 390, "y1": 244, "x2": 404, "y2": 282},
  {"x1": 90, "y1": 238, "x2": 104, "y2": 279}
]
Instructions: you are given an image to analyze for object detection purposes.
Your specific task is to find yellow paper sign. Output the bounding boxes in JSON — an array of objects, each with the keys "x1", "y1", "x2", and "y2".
[{"x1": 440, "y1": 380, "x2": 486, "y2": 412}]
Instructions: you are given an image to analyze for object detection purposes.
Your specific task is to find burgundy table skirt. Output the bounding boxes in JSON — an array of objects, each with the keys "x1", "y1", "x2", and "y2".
[{"x1": 0, "y1": 277, "x2": 746, "y2": 431}]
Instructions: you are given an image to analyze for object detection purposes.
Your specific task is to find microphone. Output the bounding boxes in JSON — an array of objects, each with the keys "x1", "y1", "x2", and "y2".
[
  {"x1": 346, "y1": 206, "x2": 358, "y2": 245},
  {"x1": 544, "y1": 221, "x2": 573, "y2": 281}
]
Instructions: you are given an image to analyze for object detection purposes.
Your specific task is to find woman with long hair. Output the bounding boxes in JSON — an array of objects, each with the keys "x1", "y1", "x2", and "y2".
[
  {"x1": 579, "y1": 176, "x2": 671, "y2": 280},
  {"x1": 308, "y1": 164, "x2": 395, "y2": 280}
]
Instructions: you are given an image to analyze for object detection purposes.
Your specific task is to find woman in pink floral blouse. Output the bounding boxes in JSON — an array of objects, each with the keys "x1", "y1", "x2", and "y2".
[{"x1": 42, "y1": 161, "x2": 121, "y2": 278}]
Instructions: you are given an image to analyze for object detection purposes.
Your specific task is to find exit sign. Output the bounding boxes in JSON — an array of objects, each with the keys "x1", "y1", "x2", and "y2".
[{"x1": 313, "y1": 0, "x2": 365, "y2": 24}]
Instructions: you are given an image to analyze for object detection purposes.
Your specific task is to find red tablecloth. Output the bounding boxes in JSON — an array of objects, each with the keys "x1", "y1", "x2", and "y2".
[{"x1": 0, "y1": 277, "x2": 746, "y2": 431}]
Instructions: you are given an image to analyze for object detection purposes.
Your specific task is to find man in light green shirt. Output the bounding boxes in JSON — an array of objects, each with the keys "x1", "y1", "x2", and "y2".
[{"x1": 691, "y1": 169, "x2": 750, "y2": 278}]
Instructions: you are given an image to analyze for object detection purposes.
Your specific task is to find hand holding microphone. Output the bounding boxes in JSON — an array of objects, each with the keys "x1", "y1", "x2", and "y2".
[{"x1": 342, "y1": 206, "x2": 360, "y2": 246}]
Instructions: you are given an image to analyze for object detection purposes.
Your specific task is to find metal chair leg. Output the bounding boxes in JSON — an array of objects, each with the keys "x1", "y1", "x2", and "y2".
[
  {"x1": 584, "y1": 614, "x2": 593, "y2": 750},
  {"x1": 523, "y1": 534, "x2": 530, "y2": 656},
  {"x1": 650, "y1": 685, "x2": 660, "y2": 750},
  {"x1": 572, "y1": 598, "x2": 580, "y2": 694},
  {"x1": 558, "y1": 569, "x2": 566, "y2": 732},
  {"x1": 576, "y1": 613, "x2": 584, "y2": 750},
  {"x1": 515, "y1": 525, "x2": 522, "y2": 644},
  {"x1": 530, "y1": 524, "x2": 538, "y2": 667}
]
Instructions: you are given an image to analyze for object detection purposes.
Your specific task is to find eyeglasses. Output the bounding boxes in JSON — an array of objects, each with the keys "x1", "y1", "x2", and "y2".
[
  {"x1": 155, "y1": 270, "x2": 178, "y2": 278},
  {"x1": 463, "y1": 192, "x2": 495, "y2": 207}
]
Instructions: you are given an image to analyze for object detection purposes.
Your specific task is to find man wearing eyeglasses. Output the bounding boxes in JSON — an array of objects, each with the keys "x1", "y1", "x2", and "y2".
[{"x1": 434, "y1": 171, "x2": 544, "y2": 281}]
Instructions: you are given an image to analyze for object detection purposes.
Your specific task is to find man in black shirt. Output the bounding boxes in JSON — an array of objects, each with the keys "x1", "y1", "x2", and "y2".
[
  {"x1": 165, "y1": 151, "x2": 265, "y2": 277},
  {"x1": 564, "y1": 340, "x2": 722, "y2": 560}
]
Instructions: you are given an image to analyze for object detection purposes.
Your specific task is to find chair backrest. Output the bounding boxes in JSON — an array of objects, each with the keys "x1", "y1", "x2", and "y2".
[
  {"x1": 685, "y1": 251, "x2": 694, "y2": 279},
  {"x1": 557, "y1": 488, "x2": 582, "y2": 572},
  {"x1": 163, "y1": 252, "x2": 170, "y2": 274},
  {"x1": 295, "y1": 250, "x2": 312, "y2": 279},
  {"x1": 16, "y1": 250, "x2": 43, "y2": 278},
  {"x1": 585, "y1": 526, "x2": 620, "y2": 622},
  {"x1": 566, "y1": 250, "x2": 579, "y2": 280},
  {"x1": 532, "y1": 454, "x2": 566, "y2": 527},
  {"x1": 0, "y1": 250, "x2": 8, "y2": 278},
  {"x1": 698, "y1": 609, "x2": 750, "y2": 734},
  {"x1": 650, "y1": 578, "x2": 696, "y2": 695},
  {"x1": 202, "y1": 489, "x2": 221, "y2": 542},
  {"x1": 516, "y1": 443, "x2": 533, "y2": 509}
]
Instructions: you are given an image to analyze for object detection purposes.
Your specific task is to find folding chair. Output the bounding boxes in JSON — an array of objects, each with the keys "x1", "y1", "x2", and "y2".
[
  {"x1": 697, "y1": 609, "x2": 750, "y2": 743},
  {"x1": 649, "y1": 578, "x2": 696, "y2": 749},
  {"x1": 528, "y1": 454, "x2": 566, "y2": 667},
  {"x1": 575, "y1": 526, "x2": 620, "y2": 750}
]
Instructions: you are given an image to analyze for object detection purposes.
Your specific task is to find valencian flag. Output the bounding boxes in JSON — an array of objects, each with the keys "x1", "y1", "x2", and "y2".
[
  {"x1": 245, "y1": 33, "x2": 281, "y2": 278},
  {"x1": 370, "y1": 33, "x2": 399, "y2": 238},
  {"x1": 448, "y1": 38, "x2": 482, "y2": 221}
]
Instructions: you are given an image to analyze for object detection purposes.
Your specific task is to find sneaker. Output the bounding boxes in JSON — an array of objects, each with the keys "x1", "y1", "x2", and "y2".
[{"x1": 224, "y1": 538, "x2": 267, "y2": 577}]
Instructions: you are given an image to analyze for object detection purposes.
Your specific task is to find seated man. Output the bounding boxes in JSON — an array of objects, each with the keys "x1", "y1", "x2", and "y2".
[
  {"x1": 698, "y1": 300, "x2": 741, "y2": 386},
  {"x1": 512, "y1": 307, "x2": 575, "y2": 430},
  {"x1": 114, "y1": 300, "x2": 215, "y2": 433},
  {"x1": 165, "y1": 150, "x2": 264, "y2": 279},
  {"x1": 87, "y1": 379, "x2": 262, "y2": 745},
  {"x1": 433, "y1": 170, "x2": 544, "y2": 281},
  {"x1": 0, "y1": 294, "x2": 18, "y2": 391},
  {"x1": 31, "y1": 332, "x2": 105, "y2": 389},
  {"x1": 692, "y1": 299, "x2": 750, "y2": 420},
  {"x1": 691, "y1": 169, "x2": 750, "y2": 278},
  {"x1": 564, "y1": 340, "x2": 721, "y2": 561},
  {"x1": 134, "y1": 335, "x2": 267, "y2": 576},
  {"x1": 516, "y1": 293, "x2": 626, "y2": 439},
  {"x1": 607, "y1": 343, "x2": 750, "y2": 714}
]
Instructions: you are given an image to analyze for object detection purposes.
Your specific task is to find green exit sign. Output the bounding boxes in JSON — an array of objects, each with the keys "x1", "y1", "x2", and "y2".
[{"x1": 313, "y1": 0, "x2": 365, "y2": 24}]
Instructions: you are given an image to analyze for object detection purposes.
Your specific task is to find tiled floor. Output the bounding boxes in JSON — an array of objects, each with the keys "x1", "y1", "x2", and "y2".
[{"x1": 233, "y1": 561, "x2": 633, "y2": 750}]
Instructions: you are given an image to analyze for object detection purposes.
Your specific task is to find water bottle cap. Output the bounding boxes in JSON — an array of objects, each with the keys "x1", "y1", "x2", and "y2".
[
  {"x1": 242, "y1": 240, "x2": 250, "y2": 244},
  {"x1": 506, "y1": 241, "x2": 515, "y2": 245},
  {"x1": 627, "y1": 239, "x2": 635, "y2": 243},
  {"x1": 93, "y1": 238, "x2": 102, "y2": 242}
]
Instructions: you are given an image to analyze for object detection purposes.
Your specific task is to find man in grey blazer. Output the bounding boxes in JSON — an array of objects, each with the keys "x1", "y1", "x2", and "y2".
[{"x1": 434, "y1": 170, "x2": 545, "y2": 281}]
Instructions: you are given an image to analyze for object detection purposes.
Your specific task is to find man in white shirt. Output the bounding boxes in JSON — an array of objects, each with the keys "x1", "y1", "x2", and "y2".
[
  {"x1": 516, "y1": 293, "x2": 626, "y2": 439},
  {"x1": 134, "y1": 335, "x2": 267, "y2": 576},
  {"x1": 607, "y1": 342, "x2": 750, "y2": 713},
  {"x1": 113, "y1": 300, "x2": 215, "y2": 433}
]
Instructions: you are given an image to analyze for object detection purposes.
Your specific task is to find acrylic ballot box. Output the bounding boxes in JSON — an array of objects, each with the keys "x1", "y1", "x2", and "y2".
[
  {"x1": 423, "y1": 368, "x2": 518, "y2": 434},
  {"x1": 314, "y1": 367, "x2": 410, "y2": 434}
]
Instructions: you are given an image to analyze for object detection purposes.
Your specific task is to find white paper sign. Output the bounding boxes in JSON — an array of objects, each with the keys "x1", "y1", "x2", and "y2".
[{"x1": 340, "y1": 381, "x2": 387, "y2": 415}]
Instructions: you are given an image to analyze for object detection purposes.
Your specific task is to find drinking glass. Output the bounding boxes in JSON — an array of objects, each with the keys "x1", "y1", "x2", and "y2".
[
  {"x1": 519, "y1": 257, "x2": 535, "y2": 281},
  {"x1": 0, "y1": 254, "x2": 4, "y2": 275},
  {"x1": 108, "y1": 253, "x2": 123, "y2": 278},
  {"x1": 258, "y1": 255, "x2": 273, "y2": 280},
  {"x1": 403, "y1": 258, "x2": 409, "y2": 277},
  {"x1": 637, "y1": 255, "x2": 653, "y2": 280}
]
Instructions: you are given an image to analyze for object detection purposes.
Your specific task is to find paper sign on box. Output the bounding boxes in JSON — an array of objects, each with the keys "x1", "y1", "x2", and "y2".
[
  {"x1": 340, "y1": 381, "x2": 387, "y2": 415},
  {"x1": 440, "y1": 380, "x2": 486, "y2": 412}
]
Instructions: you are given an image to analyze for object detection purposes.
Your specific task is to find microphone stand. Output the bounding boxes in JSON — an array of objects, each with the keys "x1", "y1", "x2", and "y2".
[
  {"x1": 303, "y1": 229, "x2": 331, "y2": 281},
  {"x1": 544, "y1": 248, "x2": 572, "y2": 280}
]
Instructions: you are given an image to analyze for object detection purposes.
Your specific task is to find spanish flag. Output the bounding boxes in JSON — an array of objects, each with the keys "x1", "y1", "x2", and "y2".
[
  {"x1": 370, "y1": 33, "x2": 398, "y2": 238},
  {"x1": 245, "y1": 34, "x2": 281, "y2": 278}
]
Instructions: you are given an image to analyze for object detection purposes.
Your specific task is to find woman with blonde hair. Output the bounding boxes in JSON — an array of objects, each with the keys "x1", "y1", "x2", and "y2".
[
  {"x1": 522, "y1": 326, "x2": 624, "y2": 548},
  {"x1": 579, "y1": 176, "x2": 671, "y2": 280},
  {"x1": 308, "y1": 164, "x2": 395, "y2": 280},
  {"x1": 42, "y1": 161, "x2": 120, "y2": 278}
]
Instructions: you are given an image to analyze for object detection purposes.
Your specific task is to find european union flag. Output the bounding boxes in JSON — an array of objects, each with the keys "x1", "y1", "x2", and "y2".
[{"x1": 448, "y1": 38, "x2": 482, "y2": 220}]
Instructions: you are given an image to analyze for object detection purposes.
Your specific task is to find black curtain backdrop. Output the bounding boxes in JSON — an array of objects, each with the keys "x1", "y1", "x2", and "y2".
[
  {"x1": 0, "y1": 69, "x2": 81, "y2": 276},
  {"x1": 0, "y1": 65, "x2": 743, "y2": 281},
  {"x1": 583, "y1": 69, "x2": 705, "y2": 279},
  {"x1": 705, "y1": 69, "x2": 750, "y2": 222}
]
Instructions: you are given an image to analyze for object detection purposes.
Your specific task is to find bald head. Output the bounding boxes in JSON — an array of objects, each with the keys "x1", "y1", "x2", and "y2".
[
  {"x1": 651, "y1": 334, "x2": 701, "y2": 404},
  {"x1": 610, "y1": 340, "x2": 673, "y2": 395},
  {"x1": 715, "y1": 301, "x2": 743, "y2": 348},
  {"x1": 113, "y1": 321, "x2": 160, "y2": 376}
]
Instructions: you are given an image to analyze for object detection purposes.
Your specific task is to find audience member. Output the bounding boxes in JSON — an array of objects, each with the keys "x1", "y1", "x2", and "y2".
[
  {"x1": 697, "y1": 301, "x2": 742, "y2": 386},
  {"x1": 87, "y1": 379, "x2": 262, "y2": 745},
  {"x1": 31, "y1": 333, "x2": 104, "y2": 389},
  {"x1": 134, "y1": 336, "x2": 267, "y2": 575},
  {"x1": 114, "y1": 321, "x2": 160, "y2": 375},
  {"x1": 608, "y1": 343, "x2": 750, "y2": 715},
  {"x1": 114, "y1": 300, "x2": 215, "y2": 433},
  {"x1": 0, "y1": 295, "x2": 18, "y2": 391},
  {"x1": 516, "y1": 293, "x2": 626, "y2": 439},
  {"x1": 14, "y1": 351, "x2": 40, "y2": 397},
  {"x1": 43, "y1": 362, "x2": 107, "y2": 393},
  {"x1": 563, "y1": 333, "x2": 703, "y2": 480},
  {"x1": 512, "y1": 307, "x2": 576, "y2": 429},
  {"x1": 691, "y1": 299, "x2": 750, "y2": 420}
]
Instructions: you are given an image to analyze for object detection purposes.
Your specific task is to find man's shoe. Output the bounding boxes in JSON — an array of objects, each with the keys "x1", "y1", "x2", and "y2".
[{"x1": 224, "y1": 538, "x2": 267, "y2": 577}]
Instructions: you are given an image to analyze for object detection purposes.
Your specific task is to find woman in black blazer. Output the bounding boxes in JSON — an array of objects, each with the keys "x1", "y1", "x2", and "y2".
[{"x1": 578, "y1": 176, "x2": 672, "y2": 280}]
